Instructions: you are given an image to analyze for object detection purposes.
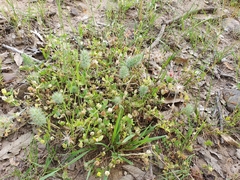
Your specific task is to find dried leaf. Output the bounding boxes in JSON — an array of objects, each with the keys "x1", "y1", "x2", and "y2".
[
  {"x1": 14, "y1": 53, "x2": 23, "y2": 66},
  {"x1": 236, "y1": 149, "x2": 240, "y2": 159},
  {"x1": 0, "y1": 132, "x2": 33, "y2": 160},
  {"x1": 30, "y1": 29, "x2": 44, "y2": 42},
  {"x1": 120, "y1": 175, "x2": 134, "y2": 180},
  {"x1": 173, "y1": 57, "x2": 188, "y2": 66},
  {"x1": 223, "y1": 62, "x2": 234, "y2": 70},
  {"x1": 122, "y1": 165, "x2": 145, "y2": 180},
  {"x1": 0, "y1": 52, "x2": 9, "y2": 61},
  {"x1": 124, "y1": 29, "x2": 134, "y2": 39},
  {"x1": 9, "y1": 157, "x2": 19, "y2": 166},
  {"x1": 221, "y1": 134, "x2": 240, "y2": 147},
  {"x1": 2, "y1": 72, "x2": 17, "y2": 83},
  {"x1": 199, "y1": 148, "x2": 224, "y2": 178},
  {"x1": 191, "y1": 164, "x2": 204, "y2": 180},
  {"x1": 1, "y1": 66, "x2": 12, "y2": 72},
  {"x1": 229, "y1": 162, "x2": 240, "y2": 175},
  {"x1": 163, "y1": 97, "x2": 184, "y2": 104}
]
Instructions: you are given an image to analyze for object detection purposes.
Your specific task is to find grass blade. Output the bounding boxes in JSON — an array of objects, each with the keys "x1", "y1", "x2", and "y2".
[
  {"x1": 121, "y1": 134, "x2": 136, "y2": 145},
  {"x1": 111, "y1": 107, "x2": 124, "y2": 145},
  {"x1": 40, "y1": 149, "x2": 91, "y2": 180}
]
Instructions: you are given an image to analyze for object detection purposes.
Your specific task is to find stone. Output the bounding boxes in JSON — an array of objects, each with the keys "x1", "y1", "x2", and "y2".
[
  {"x1": 222, "y1": 89, "x2": 240, "y2": 112},
  {"x1": 70, "y1": 7, "x2": 79, "y2": 16},
  {"x1": 222, "y1": 18, "x2": 240, "y2": 33}
]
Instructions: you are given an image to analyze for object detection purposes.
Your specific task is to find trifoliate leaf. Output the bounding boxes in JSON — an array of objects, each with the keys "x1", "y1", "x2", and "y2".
[{"x1": 52, "y1": 92, "x2": 64, "y2": 104}]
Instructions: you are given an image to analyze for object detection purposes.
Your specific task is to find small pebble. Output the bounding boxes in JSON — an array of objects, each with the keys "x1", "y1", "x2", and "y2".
[
  {"x1": 222, "y1": 18, "x2": 240, "y2": 37},
  {"x1": 70, "y1": 7, "x2": 79, "y2": 16}
]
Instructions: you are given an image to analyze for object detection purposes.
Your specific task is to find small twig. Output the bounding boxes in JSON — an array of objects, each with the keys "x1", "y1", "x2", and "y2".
[
  {"x1": 1, "y1": 66, "x2": 12, "y2": 72},
  {"x1": 148, "y1": 143, "x2": 154, "y2": 180},
  {"x1": 0, "y1": 19, "x2": 8, "y2": 24},
  {"x1": 2, "y1": 44, "x2": 23, "y2": 54},
  {"x1": 2, "y1": 44, "x2": 42, "y2": 63},
  {"x1": 215, "y1": 91, "x2": 224, "y2": 143},
  {"x1": 122, "y1": 76, "x2": 135, "y2": 101},
  {"x1": 148, "y1": 24, "x2": 166, "y2": 49},
  {"x1": 165, "y1": 7, "x2": 217, "y2": 25},
  {"x1": 147, "y1": 7, "x2": 217, "y2": 50},
  {"x1": 86, "y1": 0, "x2": 97, "y2": 27},
  {"x1": 118, "y1": 152, "x2": 149, "y2": 156},
  {"x1": 30, "y1": 29, "x2": 44, "y2": 42},
  {"x1": 220, "y1": 73, "x2": 236, "y2": 82},
  {"x1": 96, "y1": 21, "x2": 109, "y2": 27},
  {"x1": 79, "y1": 15, "x2": 89, "y2": 22},
  {"x1": 151, "y1": 150, "x2": 181, "y2": 180}
]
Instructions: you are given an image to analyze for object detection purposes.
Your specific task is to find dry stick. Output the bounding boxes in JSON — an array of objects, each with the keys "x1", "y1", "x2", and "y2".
[
  {"x1": 148, "y1": 24, "x2": 166, "y2": 50},
  {"x1": 86, "y1": 0, "x2": 97, "y2": 27},
  {"x1": 165, "y1": 7, "x2": 217, "y2": 25},
  {"x1": 148, "y1": 143, "x2": 154, "y2": 180},
  {"x1": 1, "y1": 66, "x2": 12, "y2": 71},
  {"x1": 220, "y1": 73, "x2": 237, "y2": 82},
  {"x1": 96, "y1": 21, "x2": 109, "y2": 27},
  {"x1": 215, "y1": 91, "x2": 224, "y2": 143},
  {"x1": 148, "y1": 6, "x2": 217, "y2": 50},
  {"x1": 152, "y1": 151, "x2": 181, "y2": 180},
  {"x1": 2, "y1": 44, "x2": 42, "y2": 63},
  {"x1": 122, "y1": 76, "x2": 135, "y2": 101},
  {"x1": 30, "y1": 29, "x2": 44, "y2": 42}
]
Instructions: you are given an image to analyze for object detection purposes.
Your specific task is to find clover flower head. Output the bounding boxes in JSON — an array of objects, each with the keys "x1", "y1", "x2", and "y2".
[
  {"x1": 80, "y1": 49, "x2": 91, "y2": 69},
  {"x1": 119, "y1": 65, "x2": 130, "y2": 79},
  {"x1": 125, "y1": 53, "x2": 143, "y2": 68},
  {"x1": 139, "y1": 85, "x2": 149, "y2": 97},
  {"x1": 29, "y1": 107, "x2": 46, "y2": 126},
  {"x1": 52, "y1": 92, "x2": 64, "y2": 104}
]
